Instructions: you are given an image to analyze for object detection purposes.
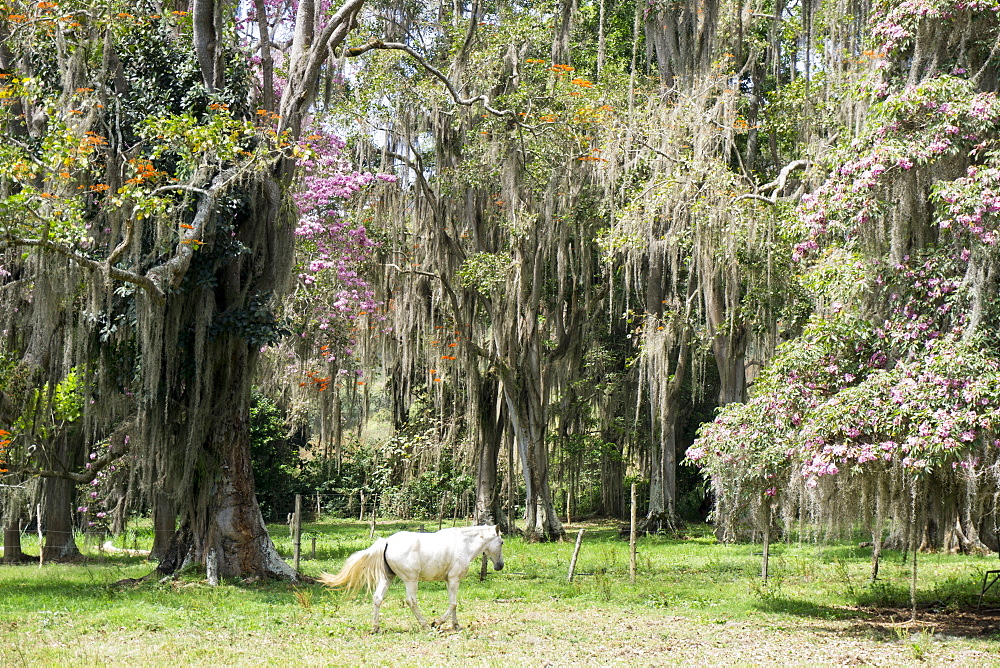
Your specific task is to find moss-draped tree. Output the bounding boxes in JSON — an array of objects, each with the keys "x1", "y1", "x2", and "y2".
[{"x1": 0, "y1": 0, "x2": 365, "y2": 577}]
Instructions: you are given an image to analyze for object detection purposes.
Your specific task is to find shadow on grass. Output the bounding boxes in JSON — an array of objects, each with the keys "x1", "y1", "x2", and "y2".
[
  {"x1": 839, "y1": 605, "x2": 1000, "y2": 640},
  {"x1": 751, "y1": 596, "x2": 857, "y2": 620}
]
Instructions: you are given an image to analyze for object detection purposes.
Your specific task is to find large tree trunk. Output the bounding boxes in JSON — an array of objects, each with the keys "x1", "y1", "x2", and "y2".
[
  {"x1": 40, "y1": 430, "x2": 82, "y2": 561},
  {"x1": 641, "y1": 331, "x2": 690, "y2": 534},
  {"x1": 505, "y1": 378, "x2": 564, "y2": 541},
  {"x1": 474, "y1": 373, "x2": 509, "y2": 532},
  {"x1": 150, "y1": 492, "x2": 176, "y2": 561},
  {"x1": 147, "y1": 171, "x2": 296, "y2": 580},
  {"x1": 709, "y1": 324, "x2": 748, "y2": 406},
  {"x1": 41, "y1": 475, "x2": 80, "y2": 561},
  {"x1": 156, "y1": 339, "x2": 294, "y2": 580},
  {"x1": 3, "y1": 523, "x2": 28, "y2": 563},
  {"x1": 491, "y1": 232, "x2": 567, "y2": 543},
  {"x1": 643, "y1": 413, "x2": 679, "y2": 532},
  {"x1": 704, "y1": 267, "x2": 748, "y2": 406}
]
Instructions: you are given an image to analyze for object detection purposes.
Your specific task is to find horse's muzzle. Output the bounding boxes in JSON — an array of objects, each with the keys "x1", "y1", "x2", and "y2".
[{"x1": 494, "y1": 560, "x2": 504, "y2": 571}]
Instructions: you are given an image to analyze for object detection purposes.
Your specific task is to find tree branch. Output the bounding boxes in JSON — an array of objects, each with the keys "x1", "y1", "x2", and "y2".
[
  {"x1": 278, "y1": 0, "x2": 367, "y2": 136},
  {"x1": 22, "y1": 416, "x2": 135, "y2": 484},
  {"x1": 4, "y1": 236, "x2": 165, "y2": 303},
  {"x1": 733, "y1": 158, "x2": 808, "y2": 205},
  {"x1": 145, "y1": 168, "x2": 231, "y2": 293},
  {"x1": 344, "y1": 40, "x2": 517, "y2": 119},
  {"x1": 385, "y1": 263, "x2": 501, "y2": 366}
]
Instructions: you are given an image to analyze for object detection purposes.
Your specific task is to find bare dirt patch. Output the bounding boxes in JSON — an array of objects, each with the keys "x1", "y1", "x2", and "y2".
[{"x1": 857, "y1": 606, "x2": 1000, "y2": 639}]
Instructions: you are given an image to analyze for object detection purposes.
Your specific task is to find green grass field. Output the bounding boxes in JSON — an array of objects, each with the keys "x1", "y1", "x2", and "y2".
[{"x1": 2, "y1": 519, "x2": 999, "y2": 665}]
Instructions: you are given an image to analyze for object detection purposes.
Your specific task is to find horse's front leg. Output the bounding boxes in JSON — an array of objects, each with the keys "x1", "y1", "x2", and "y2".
[
  {"x1": 371, "y1": 575, "x2": 391, "y2": 633},
  {"x1": 434, "y1": 576, "x2": 461, "y2": 630},
  {"x1": 403, "y1": 578, "x2": 431, "y2": 630}
]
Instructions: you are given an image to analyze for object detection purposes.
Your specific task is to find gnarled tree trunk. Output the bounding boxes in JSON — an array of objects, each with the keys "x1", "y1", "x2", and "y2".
[
  {"x1": 40, "y1": 475, "x2": 81, "y2": 562},
  {"x1": 150, "y1": 174, "x2": 296, "y2": 580},
  {"x1": 3, "y1": 522, "x2": 28, "y2": 564},
  {"x1": 505, "y1": 374, "x2": 564, "y2": 541},
  {"x1": 150, "y1": 492, "x2": 177, "y2": 561},
  {"x1": 473, "y1": 372, "x2": 510, "y2": 533}
]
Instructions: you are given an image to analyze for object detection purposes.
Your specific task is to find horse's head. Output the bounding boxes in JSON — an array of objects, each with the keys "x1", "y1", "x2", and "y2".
[{"x1": 483, "y1": 525, "x2": 504, "y2": 571}]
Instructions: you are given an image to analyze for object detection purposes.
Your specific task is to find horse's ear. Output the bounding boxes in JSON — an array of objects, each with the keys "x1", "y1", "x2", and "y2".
[{"x1": 494, "y1": 525, "x2": 500, "y2": 535}]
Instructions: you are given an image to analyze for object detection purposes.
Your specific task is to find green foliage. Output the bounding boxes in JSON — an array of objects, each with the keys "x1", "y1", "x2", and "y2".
[
  {"x1": 51, "y1": 367, "x2": 85, "y2": 423},
  {"x1": 211, "y1": 292, "x2": 289, "y2": 349},
  {"x1": 250, "y1": 392, "x2": 300, "y2": 519},
  {"x1": 456, "y1": 252, "x2": 512, "y2": 294},
  {"x1": 9, "y1": 367, "x2": 86, "y2": 446}
]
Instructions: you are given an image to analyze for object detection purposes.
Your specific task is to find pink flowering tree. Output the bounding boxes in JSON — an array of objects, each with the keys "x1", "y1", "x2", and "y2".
[
  {"x1": 255, "y1": 126, "x2": 397, "y2": 457},
  {"x1": 689, "y1": 4, "x2": 1000, "y2": 554}
]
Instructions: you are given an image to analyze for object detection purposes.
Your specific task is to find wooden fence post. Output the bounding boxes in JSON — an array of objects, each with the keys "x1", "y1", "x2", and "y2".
[
  {"x1": 206, "y1": 548, "x2": 219, "y2": 586},
  {"x1": 293, "y1": 494, "x2": 302, "y2": 573},
  {"x1": 761, "y1": 498, "x2": 771, "y2": 581},
  {"x1": 567, "y1": 529, "x2": 585, "y2": 582},
  {"x1": 629, "y1": 484, "x2": 637, "y2": 584},
  {"x1": 37, "y1": 504, "x2": 43, "y2": 568}
]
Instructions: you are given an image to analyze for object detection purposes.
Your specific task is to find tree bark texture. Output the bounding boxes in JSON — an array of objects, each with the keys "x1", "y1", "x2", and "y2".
[
  {"x1": 3, "y1": 523, "x2": 28, "y2": 564},
  {"x1": 474, "y1": 373, "x2": 508, "y2": 532},
  {"x1": 505, "y1": 375, "x2": 565, "y2": 541},
  {"x1": 41, "y1": 474, "x2": 81, "y2": 561},
  {"x1": 150, "y1": 172, "x2": 296, "y2": 579},
  {"x1": 150, "y1": 492, "x2": 177, "y2": 560}
]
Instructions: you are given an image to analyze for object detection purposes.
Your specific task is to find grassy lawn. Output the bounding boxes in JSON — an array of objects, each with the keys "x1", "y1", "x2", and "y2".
[{"x1": 2, "y1": 519, "x2": 1000, "y2": 665}]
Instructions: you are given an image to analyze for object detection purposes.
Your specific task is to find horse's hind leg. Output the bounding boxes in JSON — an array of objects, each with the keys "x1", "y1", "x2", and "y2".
[
  {"x1": 434, "y1": 576, "x2": 460, "y2": 630},
  {"x1": 403, "y1": 578, "x2": 430, "y2": 630},
  {"x1": 371, "y1": 575, "x2": 391, "y2": 632}
]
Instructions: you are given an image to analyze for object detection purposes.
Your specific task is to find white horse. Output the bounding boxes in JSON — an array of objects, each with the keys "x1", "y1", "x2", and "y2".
[{"x1": 319, "y1": 524, "x2": 504, "y2": 632}]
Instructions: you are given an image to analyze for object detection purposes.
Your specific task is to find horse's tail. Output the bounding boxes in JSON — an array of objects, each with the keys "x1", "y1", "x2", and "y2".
[{"x1": 319, "y1": 538, "x2": 390, "y2": 594}]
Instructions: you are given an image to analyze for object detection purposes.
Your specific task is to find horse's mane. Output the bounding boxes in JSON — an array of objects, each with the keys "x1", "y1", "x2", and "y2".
[{"x1": 444, "y1": 525, "x2": 495, "y2": 534}]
